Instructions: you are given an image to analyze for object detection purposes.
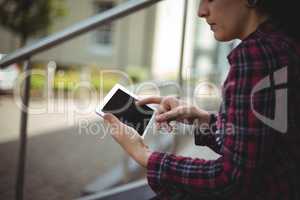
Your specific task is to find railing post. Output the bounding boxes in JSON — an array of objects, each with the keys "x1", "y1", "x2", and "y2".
[
  {"x1": 178, "y1": 0, "x2": 188, "y2": 88},
  {"x1": 173, "y1": 0, "x2": 188, "y2": 154},
  {"x1": 16, "y1": 59, "x2": 31, "y2": 200}
]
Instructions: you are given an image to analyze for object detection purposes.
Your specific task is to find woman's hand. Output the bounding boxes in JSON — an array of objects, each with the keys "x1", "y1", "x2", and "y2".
[
  {"x1": 136, "y1": 96, "x2": 210, "y2": 126},
  {"x1": 103, "y1": 113, "x2": 152, "y2": 168}
]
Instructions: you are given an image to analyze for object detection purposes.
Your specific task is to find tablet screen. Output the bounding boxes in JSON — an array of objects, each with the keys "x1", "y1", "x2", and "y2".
[{"x1": 102, "y1": 88, "x2": 154, "y2": 136}]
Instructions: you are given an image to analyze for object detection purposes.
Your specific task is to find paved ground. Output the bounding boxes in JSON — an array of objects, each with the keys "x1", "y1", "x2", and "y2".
[
  {"x1": 0, "y1": 128, "x2": 218, "y2": 200},
  {"x1": 0, "y1": 96, "x2": 99, "y2": 143},
  {"x1": 0, "y1": 123, "x2": 129, "y2": 200}
]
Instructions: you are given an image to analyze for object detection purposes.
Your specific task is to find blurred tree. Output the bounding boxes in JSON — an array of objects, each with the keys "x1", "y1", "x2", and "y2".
[{"x1": 0, "y1": 0, "x2": 67, "y2": 47}]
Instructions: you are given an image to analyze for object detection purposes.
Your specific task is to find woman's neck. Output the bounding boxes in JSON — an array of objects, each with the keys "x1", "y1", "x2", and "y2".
[{"x1": 240, "y1": 12, "x2": 269, "y2": 40}]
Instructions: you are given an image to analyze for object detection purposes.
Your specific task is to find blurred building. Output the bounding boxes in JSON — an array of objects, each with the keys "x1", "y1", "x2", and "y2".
[
  {"x1": 0, "y1": 0, "x2": 232, "y2": 82},
  {"x1": 0, "y1": 0, "x2": 155, "y2": 69}
]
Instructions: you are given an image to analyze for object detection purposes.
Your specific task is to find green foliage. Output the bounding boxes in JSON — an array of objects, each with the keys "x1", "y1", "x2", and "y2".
[
  {"x1": 30, "y1": 69, "x2": 121, "y2": 96},
  {"x1": 125, "y1": 66, "x2": 148, "y2": 83},
  {"x1": 30, "y1": 73, "x2": 45, "y2": 90},
  {"x1": 91, "y1": 74, "x2": 119, "y2": 93},
  {"x1": 0, "y1": 0, "x2": 67, "y2": 45},
  {"x1": 53, "y1": 70, "x2": 80, "y2": 91}
]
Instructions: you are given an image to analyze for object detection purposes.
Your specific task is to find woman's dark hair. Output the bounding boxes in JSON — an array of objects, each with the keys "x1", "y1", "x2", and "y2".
[{"x1": 250, "y1": 0, "x2": 300, "y2": 41}]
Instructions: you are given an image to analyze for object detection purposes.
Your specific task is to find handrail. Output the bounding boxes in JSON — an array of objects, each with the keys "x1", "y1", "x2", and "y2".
[{"x1": 0, "y1": 0, "x2": 164, "y2": 68}]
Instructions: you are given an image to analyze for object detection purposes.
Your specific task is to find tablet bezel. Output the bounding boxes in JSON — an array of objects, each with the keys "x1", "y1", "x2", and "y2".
[{"x1": 95, "y1": 83, "x2": 155, "y2": 138}]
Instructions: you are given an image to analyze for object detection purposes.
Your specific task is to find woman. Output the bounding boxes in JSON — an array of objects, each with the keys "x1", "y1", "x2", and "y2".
[{"x1": 103, "y1": 0, "x2": 300, "y2": 199}]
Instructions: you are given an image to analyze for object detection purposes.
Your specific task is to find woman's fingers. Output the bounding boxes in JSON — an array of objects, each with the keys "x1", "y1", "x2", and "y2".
[
  {"x1": 156, "y1": 104, "x2": 167, "y2": 115},
  {"x1": 103, "y1": 113, "x2": 123, "y2": 138},
  {"x1": 103, "y1": 113, "x2": 119, "y2": 125},
  {"x1": 136, "y1": 96, "x2": 162, "y2": 106},
  {"x1": 156, "y1": 122, "x2": 173, "y2": 132},
  {"x1": 156, "y1": 108, "x2": 179, "y2": 122}
]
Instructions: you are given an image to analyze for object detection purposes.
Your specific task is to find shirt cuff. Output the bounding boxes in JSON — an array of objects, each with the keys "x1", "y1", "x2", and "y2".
[
  {"x1": 194, "y1": 113, "x2": 218, "y2": 146},
  {"x1": 147, "y1": 151, "x2": 168, "y2": 195}
]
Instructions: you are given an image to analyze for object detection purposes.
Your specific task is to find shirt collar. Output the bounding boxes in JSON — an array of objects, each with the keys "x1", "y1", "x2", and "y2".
[{"x1": 227, "y1": 19, "x2": 276, "y2": 64}]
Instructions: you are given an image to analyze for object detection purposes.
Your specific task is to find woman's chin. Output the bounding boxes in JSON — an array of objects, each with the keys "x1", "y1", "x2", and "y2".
[{"x1": 213, "y1": 32, "x2": 233, "y2": 42}]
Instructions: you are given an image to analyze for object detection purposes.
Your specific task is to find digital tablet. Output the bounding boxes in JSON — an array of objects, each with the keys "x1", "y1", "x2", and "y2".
[{"x1": 95, "y1": 84, "x2": 155, "y2": 138}]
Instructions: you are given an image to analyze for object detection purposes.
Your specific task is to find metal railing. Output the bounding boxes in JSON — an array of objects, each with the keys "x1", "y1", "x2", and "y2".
[{"x1": 0, "y1": 0, "x2": 189, "y2": 199}]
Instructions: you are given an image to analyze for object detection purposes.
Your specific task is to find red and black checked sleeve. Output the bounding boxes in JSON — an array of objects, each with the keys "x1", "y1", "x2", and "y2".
[{"x1": 194, "y1": 113, "x2": 222, "y2": 153}]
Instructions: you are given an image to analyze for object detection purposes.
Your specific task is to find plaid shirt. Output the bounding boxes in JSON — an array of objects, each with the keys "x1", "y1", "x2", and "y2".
[{"x1": 147, "y1": 20, "x2": 300, "y2": 200}]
